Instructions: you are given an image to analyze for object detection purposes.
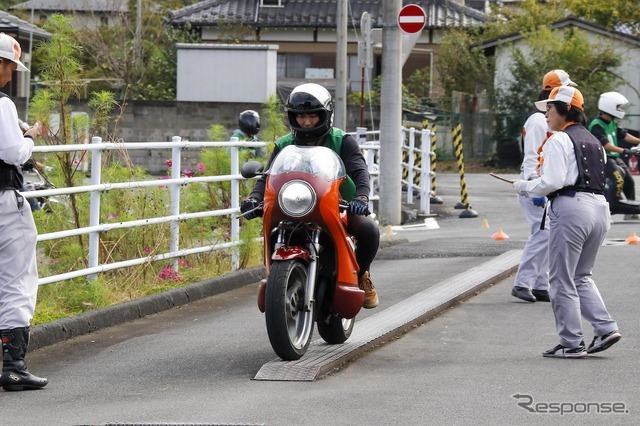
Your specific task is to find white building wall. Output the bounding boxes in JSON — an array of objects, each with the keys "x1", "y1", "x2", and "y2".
[
  {"x1": 493, "y1": 33, "x2": 640, "y2": 130},
  {"x1": 176, "y1": 44, "x2": 279, "y2": 103}
]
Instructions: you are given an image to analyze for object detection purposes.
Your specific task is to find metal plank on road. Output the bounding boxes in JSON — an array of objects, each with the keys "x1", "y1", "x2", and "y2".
[{"x1": 254, "y1": 250, "x2": 522, "y2": 381}]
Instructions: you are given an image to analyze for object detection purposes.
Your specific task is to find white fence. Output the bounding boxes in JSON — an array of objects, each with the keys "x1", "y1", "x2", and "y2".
[{"x1": 25, "y1": 129, "x2": 432, "y2": 286}]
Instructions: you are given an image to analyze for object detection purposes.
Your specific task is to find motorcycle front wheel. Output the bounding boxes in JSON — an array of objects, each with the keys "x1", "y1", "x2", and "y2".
[{"x1": 265, "y1": 259, "x2": 314, "y2": 361}]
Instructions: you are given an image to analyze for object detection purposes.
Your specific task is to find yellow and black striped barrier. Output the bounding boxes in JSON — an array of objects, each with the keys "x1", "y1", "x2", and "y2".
[
  {"x1": 428, "y1": 122, "x2": 443, "y2": 204},
  {"x1": 452, "y1": 123, "x2": 478, "y2": 218}
]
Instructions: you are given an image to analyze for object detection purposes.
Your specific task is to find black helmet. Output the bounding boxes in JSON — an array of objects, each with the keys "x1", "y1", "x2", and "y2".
[
  {"x1": 285, "y1": 83, "x2": 333, "y2": 143},
  {"x1": 238, "y1": 110, "x2": 260, "y2": 136}
]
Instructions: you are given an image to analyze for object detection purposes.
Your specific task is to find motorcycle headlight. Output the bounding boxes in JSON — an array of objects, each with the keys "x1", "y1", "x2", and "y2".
[{"x1": 278, "y1": 180, "x2": 316, "y2": 217}]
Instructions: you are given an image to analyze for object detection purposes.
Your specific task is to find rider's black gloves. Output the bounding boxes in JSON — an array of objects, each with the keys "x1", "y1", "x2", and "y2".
[
  {"x1": 349, "y1": 195, "x2": 371, "y2": 216},
  {"x1": 240, "y1": 198, "x2": 263, "y2": 220},
  {"x1": 621, "y1": 149, "x2": 633, "y2": 159}
]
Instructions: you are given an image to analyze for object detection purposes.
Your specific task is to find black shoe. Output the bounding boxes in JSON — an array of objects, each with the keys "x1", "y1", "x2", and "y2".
[
  {"x1": 531, "y1": 289, "x2": 550, "y2": 302},
  {"x1": 511, "y1": 286, "x2": 535, "y2": 303},
  {"x1": 543, "y1": 342, "x2": 587, "y2": 358},
  {"x1": 587, "y1": 331, "x2": 621, "y2": 354}
]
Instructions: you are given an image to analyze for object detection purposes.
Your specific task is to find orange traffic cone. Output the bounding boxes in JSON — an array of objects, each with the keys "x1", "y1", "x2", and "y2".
[
  {"x1": 491, "y1": 229, "x2": 509, "y2": 240},
  {"x1": 625, "y1": 232, "x2": 640, "y2": 245}
]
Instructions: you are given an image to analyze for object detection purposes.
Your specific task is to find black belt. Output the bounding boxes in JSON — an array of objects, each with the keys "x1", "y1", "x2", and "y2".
[{"x1": 547, "y1": 188, "x2": 604, "y2": 200}]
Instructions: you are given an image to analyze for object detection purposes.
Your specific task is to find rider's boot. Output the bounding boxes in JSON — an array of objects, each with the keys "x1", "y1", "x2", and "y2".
[
  {"x1": 359, "y1": 271, "x2": 379, "y2": 309},
  {"x1": 0, "y1": 327, "x2": 48, "y2": 391}
]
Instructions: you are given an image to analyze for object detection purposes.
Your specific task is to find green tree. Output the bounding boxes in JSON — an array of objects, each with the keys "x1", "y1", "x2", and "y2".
[
  {"x1": 73, "y1": 0, "x2": 200, "y2": 100},
  {"x1": 434, "y1": 29, "x2": 493, "y2": 111},
  {"x1": 29, "y1": 14, "x2": 118, "y2": 248},
  {"x1": 564, "y1": 0, "x2": 640, "y2": 35}
]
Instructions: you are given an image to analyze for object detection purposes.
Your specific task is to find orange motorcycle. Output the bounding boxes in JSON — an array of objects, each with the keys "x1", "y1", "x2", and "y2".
[{"x1": 241, "y1": 145, "x2": 365, "y2": 360}]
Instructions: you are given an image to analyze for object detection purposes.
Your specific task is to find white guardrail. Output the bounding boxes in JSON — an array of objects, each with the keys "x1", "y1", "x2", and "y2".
[{"x1": 24, "y1": 128, "x2": 433, "y2": 286}]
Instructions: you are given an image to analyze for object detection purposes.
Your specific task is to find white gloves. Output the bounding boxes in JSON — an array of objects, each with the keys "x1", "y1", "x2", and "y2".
[{"x1": 513, "y1": 180, "x2": 529, "y2": 196}]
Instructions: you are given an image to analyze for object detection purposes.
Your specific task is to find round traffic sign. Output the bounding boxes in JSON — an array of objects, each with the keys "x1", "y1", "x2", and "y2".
[{"x1": 398, "y1": 4, "x2": 426, "y2": 34}]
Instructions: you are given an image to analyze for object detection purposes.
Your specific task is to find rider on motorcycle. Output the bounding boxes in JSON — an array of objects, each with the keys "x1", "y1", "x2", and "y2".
[
  {"x1": 241, "y1": 83, "x2": 380, "y2": 308},
  {"x1": 588, "y1": 92, "x2": 640, "y2": 219},
  {"x1": 231, "y1": 110, "x2": 266, "y2": 158}
]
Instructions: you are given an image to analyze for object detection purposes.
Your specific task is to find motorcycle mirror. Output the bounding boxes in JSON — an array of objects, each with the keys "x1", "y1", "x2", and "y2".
[{"x1": 241, "y1": 161, "x2": 264, "y2": 179}]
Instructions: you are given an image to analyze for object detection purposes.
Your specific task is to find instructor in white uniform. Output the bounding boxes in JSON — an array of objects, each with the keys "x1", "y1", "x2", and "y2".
[
  {"x1": 511, "y1": 70, "x2": 577, "y2": 303},
  {"x1": 0, "y1": 33, "x2": 47, "y2": 390},
  {"x1": 513, "y1": 86, "x2": 621, "y2": 358}
]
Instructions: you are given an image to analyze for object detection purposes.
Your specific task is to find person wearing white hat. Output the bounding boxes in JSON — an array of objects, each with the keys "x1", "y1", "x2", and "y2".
[
  {"x1": 0, "y1": 32, "x2": 48, "y2": 391},
  {"x1": 588, "y1": 91, "x2": 640, "y2": 219},
  {"x1": 511, "y1": 70, "x2": 577, "y2": 304},
  {"x1": 512, "y1": 86, "x2": 621, "y2": 358}
]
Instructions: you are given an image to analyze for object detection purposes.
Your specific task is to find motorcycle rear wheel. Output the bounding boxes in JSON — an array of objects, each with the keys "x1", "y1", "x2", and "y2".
[
  {"x1": 317, "y1": 314, "x2": 354, "y2": 344},
  {"x1": 265, "y1": 259, "x2": 314, "y2": 361}
]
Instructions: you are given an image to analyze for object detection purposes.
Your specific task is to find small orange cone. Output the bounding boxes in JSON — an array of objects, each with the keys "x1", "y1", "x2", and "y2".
[
  {"x1": 491, "y1": 229, "x2": 509, "y2": 240},
  {"x1": 625, "y1": 232, "x2": 640, "y2": 245}
]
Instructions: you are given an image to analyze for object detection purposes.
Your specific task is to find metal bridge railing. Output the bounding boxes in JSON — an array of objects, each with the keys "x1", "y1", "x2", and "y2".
[{"x1": 26, "y1": 136, "x2": 266, "y2": 286}]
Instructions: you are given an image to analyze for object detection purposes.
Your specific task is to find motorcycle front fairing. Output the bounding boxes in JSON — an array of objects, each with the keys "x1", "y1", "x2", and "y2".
[{"x1": 261, "y1": 145, "x2": 364, "y2": 318}]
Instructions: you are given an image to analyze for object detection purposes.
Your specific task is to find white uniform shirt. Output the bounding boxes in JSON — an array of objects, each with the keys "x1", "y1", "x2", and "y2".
[
  {"x1": 516, "y1": 131, "x2": 579, "y2": 198},
  {"x1": 521, "y1": 112, "x2": 549, "y2": 180},
  {"x1": 0, "y1": 97, "x2": 33, "y2": 165}
]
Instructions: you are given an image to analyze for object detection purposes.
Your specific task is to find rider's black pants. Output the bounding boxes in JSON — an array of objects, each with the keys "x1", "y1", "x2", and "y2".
[
  {"x1": 347, "y1": 214, "x2": 380, "y2": 276},
  {"x1": 605, "y1": 157, "x2": 635, "y2": 201}
]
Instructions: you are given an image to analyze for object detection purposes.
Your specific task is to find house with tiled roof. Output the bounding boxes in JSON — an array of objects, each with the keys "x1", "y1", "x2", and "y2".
[
  {"x1": 168, "y1": 0, "x2": 487, "y2": 101},
  {"x1": 10, "y1": 0, "x2": 128, "y2": 29},
  {"x1": 0, "y1": 10, "x2": 49, "y2": 98}
]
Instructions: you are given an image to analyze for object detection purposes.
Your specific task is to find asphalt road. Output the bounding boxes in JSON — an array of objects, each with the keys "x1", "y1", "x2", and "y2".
[{"x1": 2, "y1": 173, "x2": 639, "y2": 425}]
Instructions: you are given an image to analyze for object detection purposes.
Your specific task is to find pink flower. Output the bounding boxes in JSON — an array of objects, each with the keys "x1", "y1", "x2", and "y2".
[
  {"x1": 182, "y1": 169, "x2": 194, "y2": 178},
  {"x1": 107, "y1": 213, "x2": 118, "y2": 221},
  {"x1": 143, "y1": 246, "x2": 151, "y2": 253},
  {"x1": 196, "y1": 163, "x2": 205, "y2": 173},
  {"x1": 158, "y1": 264, "x2": 184, "y2": 282},
  {"x1": 166, "y1": 159, "x2": 172, "y2": 167}
]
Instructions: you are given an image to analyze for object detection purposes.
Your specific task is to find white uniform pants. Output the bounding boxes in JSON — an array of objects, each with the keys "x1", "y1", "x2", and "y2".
[
  {"x1": 548, "y1": 193, "x2": 618, "y2": 348},
  {"x1": 514, "y1": 194, "x2": 549, "y2": 291},
  {"x1": 0, "y1": 190, "x2": 39, "y2": 329}
]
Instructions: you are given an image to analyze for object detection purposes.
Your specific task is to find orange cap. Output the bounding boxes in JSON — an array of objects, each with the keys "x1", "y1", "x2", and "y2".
[
  {"x1": 535, "y1": 86, "x2": 584, "y2": 111},
  {"x1": 542, "y1": 69, "x2": 576, "y2": 90}
]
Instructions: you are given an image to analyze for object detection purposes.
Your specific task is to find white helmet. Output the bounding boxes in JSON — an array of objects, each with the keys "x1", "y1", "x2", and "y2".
[
  {"x1": 598, "y1": 92, "x2": 629, "y2": 119},
  {"x1": 285, "y1": 83, "x2": 334, "y2": 143}
]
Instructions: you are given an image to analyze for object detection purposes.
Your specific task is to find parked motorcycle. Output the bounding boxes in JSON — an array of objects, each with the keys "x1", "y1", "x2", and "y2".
[
  {"x1": 241, "y1": 145, "x2": 365, "y2": 361},
  {"x1": 605, "y1": 145, "x2": 640, "y2": 216},
  {"x1": 21, "y1": 160, "x2": 61, "y2": 212}
]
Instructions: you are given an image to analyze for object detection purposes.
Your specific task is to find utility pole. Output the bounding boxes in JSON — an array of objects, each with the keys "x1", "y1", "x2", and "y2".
[
  {"x1": 135, "y1": 0, "x2": 142, "y2": 67},
  {"x1": 334, "y1": 0, "x2": 348, "y2": 129},
  {"x1": 378, "y1": 0, "x2": 403, "y2": 225}
]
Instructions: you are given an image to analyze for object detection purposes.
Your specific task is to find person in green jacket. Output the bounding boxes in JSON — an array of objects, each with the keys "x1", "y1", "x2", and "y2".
[
  {"x1": 240, "y1": 83, "x2": 380, "y2": 309},
  {"x1": 588, "y1": 92, "x2": 640, "y2": 219},
  {"x1": 231, "y1": 110, "x2": 266, "y2": 158}
]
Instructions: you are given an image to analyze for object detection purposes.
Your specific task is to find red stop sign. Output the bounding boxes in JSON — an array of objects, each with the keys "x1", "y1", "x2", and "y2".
[{"x1": 398, "y1": 4, "x2": 427, "y2": 34}]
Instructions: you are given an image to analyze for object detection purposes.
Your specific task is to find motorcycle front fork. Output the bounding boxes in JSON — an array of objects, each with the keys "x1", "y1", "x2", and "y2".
[
  {"x1": 304, "y1": 228, "x2": 321, "y2": 314},
  {"x1": 275, "y1": 224, "x2": 321, "y2": 314}
]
